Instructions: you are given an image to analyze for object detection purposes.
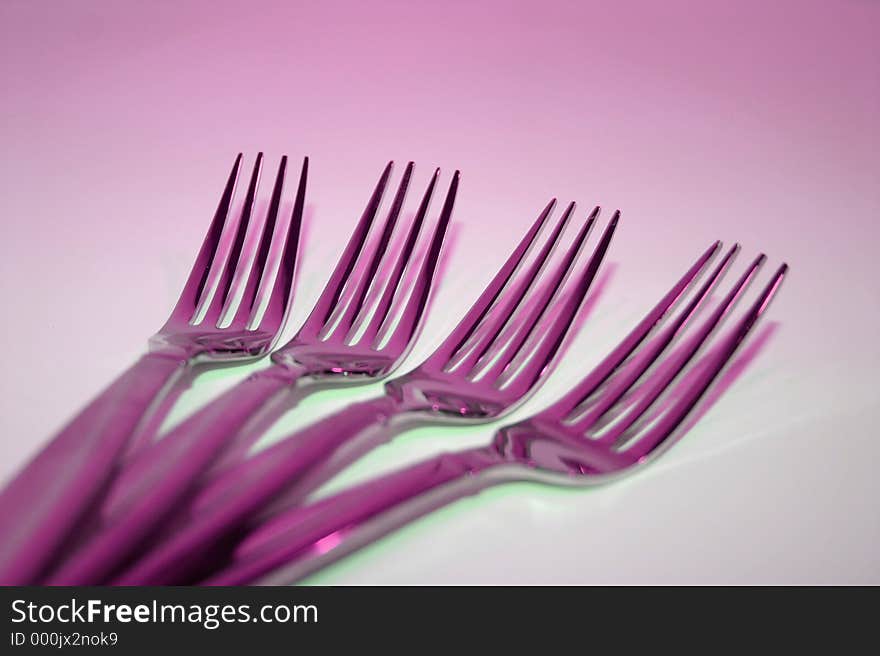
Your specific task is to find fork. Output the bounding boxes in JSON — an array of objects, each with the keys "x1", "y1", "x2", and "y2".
[
  {"x1": 201, "y1": 242, "x2": 788, "y2": 585},
  {"x1": 0, "y1": 153, "x2": 307, "y2": 585},
  {"x1": 112, "y1": 200, "x2": 620, "y2": 585},
  {"x1": 44, "y1": 162, "x2": 459, "y2": 585}
]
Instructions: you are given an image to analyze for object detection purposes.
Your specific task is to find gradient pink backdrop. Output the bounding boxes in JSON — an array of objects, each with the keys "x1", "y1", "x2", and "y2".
[{"x1": 1, "y1": 0, "x2": 878, "y2": 583}]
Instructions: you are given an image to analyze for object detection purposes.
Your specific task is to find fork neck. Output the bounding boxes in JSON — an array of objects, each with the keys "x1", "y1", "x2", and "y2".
[
  {"x1": 144, "y1": 341, "x2": 192, "y2": 363},
  {"x1": 265, "y1": 354, "x2": 310, "y2": 380},
  {"x1": 491, "y1": 418, "x2": 636, "y2": 476},
  {"x1": 146, "y1": 335, "x2": 199, "y2": 361},
  {"x1": 381, "y1": 381, "x2": 443, "y2": 420}
]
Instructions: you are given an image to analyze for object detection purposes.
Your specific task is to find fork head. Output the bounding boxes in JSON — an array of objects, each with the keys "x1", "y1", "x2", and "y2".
[
  {"x1": 490, "y1": 243, "x2": 788, "y2": 482},
  {"x1": 149, "y1": 153, "x2": 308, "y2": 362},
  {"x1": 385, "y1": 201, "x2": 620, "y2": 422},
  {"x1": 271, "y1": 162, "x2": 459, "y2": 383}
]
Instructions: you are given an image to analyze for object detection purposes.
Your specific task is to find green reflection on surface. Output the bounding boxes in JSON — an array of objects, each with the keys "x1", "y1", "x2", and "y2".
[{"x1": 298, "y1": 480, "x2": 596, "y2": 586}]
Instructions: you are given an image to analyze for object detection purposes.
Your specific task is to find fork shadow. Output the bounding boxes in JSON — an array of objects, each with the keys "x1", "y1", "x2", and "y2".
[
  {"x1": 630, "y1": 320, "x2": 781, "y2": 443},
  {"x1": 446, "y1": 260, "x2": 616, "y2": 415},
  {"x1": 676, "y1": 320, "x2": 781, "y2": 436},
  {"x1": 586, "y1": 319, "x2": 782, "y2": 502},
  {"x1": 539, "y1": 262, "x2": 618, "y2": 374}
]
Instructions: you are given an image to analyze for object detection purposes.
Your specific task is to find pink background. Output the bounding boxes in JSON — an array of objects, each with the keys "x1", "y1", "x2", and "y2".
[{"x1": 1, "y1": 0, "x2": 878, "y2": 583}]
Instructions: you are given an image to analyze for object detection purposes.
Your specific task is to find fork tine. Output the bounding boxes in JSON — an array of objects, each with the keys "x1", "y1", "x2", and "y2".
[
  {"x1": 167, "y1": 154, "x2": 242, "y2": 324},
  {"x1": 475, "y1": 205, "x2": 597, "y2": 381},
  {"x1": 625, "y1": 262, "x2": 788, "y2": 461},
  {"x1": 382, "y1": 171, "x2": 460, "y2": 348},
  {"x1": 228, "y1": 156, "x2": 287, "y2": 328},
  {"x1": 358, "y1": 168, "x2": 439, "y2": 345},
  {"x1": 594, "y1": 252, "x2": 766, "y2": 446},
  {"x1": 503, "y1": 211, "x2": 619, "y2": 395},
  {"x1": 451, "y1": 202, "x2": 576, "y2": 375},
  {"x1": 297, "y1": 161, "x2": 394, "y2": 338},
  {"x1": 258, "y1": 156, "x2": 309, "y2": 333},
  {"x1": 565, "y1": 243, "x2": 738, "y2": 430},
  {"x1": 202, "y1": 153, "x2": 264, "y2": 326},
  {"x1": 333, "y1": 162, "x2": 414, "y2": 336},
  {"x1": 421, "y1": 198, "x2": 557, "y2": 371},
  {"x1": 543, "y1": 240, "x2": 722, "y2": 421}
]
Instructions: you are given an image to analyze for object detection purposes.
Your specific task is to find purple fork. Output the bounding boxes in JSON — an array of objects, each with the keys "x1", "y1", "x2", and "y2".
[
  {"x1": 44, "y1": 162, "x2": 458, "y2": 585},
  {"x1": 112, "y1": 200, "x2": 620, "y2": 585},
  {"x1": 0, "y1": 153, "x2": 307, "y2": 585},
  {"x1": 202, "y1": 242, "x2": 788, "y2": 585}
]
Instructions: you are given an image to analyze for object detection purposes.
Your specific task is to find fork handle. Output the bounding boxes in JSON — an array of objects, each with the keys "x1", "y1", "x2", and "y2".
[
  {"x1": 43, "y1": 365, "x2": 298, "y2": 585},
  {"x1": 111, "y1": 395, "x2": 401, "y2": 585},
  {"x1": 203, "y1": 446, "x2": 505, "y2": 585},
  {"x1": 0, "y1": 351, "x2": 187, "y2": 585}
]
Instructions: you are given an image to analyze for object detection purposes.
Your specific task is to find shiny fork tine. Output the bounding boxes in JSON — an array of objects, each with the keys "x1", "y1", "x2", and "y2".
[
  {"x1": 477, "y1": 206, "x2": 599, "y2": 381},
  {"x1": 542, "y1": 241, "x2": 722, "y2": 421},
  {"x1": 594, "y1": 252, "x2": 766, "y2": 446},
  {"x1": 226, "y1": 156, "x2": 287, "y2": 329},
  {"x1": 565, "y1": 243, "x2": 738, "y2": 430},
  {"x1": 503, "y1": 211, "x2": 619, "y2": 395},
  {"x1": 258, "y1": 157, "x2": 308, "y2": 334},
  {"x1": 625, "y1": 262, "x2": 788, "y2": 460},
  {"x1": 166, "y1": 154, "x2": 242, "y2": 325},
  {"x1": 382, "y1": 170, "x2": 459, "y2": 347},
  {"x1": 357, "y1": 168, "x2": 439, "y2": 345},
  {"x1": 202, "y1": 153, "x2": 263, "y2": 326},
  {"x1": 452, "y1": 201, "x2": 575, "y2": 374},
  {"x1": 421, "y1": 198, "x2": 557, "y2": 371},
  {"x1": 336, "y1": 162, "x2": 414, "y2": 334},
  {"x1": 296, "y1": 162, "x2": 394, "y2": 339}
]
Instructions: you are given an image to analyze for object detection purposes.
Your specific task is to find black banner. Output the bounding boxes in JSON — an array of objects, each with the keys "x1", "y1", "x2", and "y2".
[{"x1": 0, "y1": 585, "x2": 870, "y2": 653}]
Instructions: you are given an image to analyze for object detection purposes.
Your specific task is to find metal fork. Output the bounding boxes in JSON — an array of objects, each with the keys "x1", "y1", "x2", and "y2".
[
  {"x1": 111, "y1": 200, "x2": 620, "y2": 585},
  {"x1": 202, "y1": 242, "x2": 788, "y2": 585},
  {"x1": 44, "y1": 162, "x2": 459, "y2": 585},
  {"x1": 0, "y1": 153, "x2": 307, "y2": 585}
]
